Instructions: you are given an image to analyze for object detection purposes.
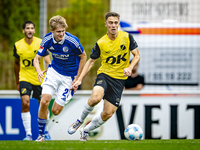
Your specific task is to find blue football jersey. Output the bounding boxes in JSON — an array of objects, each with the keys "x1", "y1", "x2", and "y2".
[{"x1": 37, "y1": 32, "x2": 84, "y2": 76}]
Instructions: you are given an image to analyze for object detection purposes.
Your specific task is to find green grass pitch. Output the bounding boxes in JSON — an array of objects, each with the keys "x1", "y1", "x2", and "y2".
[{"x1": 0, "y1": 140, "x2": 200, "y2": 150}]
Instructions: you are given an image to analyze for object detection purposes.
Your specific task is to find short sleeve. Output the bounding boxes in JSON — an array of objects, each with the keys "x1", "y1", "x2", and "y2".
[
  {"x1": 129, "y1": 34, "x2": 138, "y2": 50},
  {"x1": 90, "y1": 43, "x2": 100, "y2": 59},
  {"x1": 13, "y1": 45, "x2": 20, "y2": 59},
  {"x1": 74, "y1": 37, "x2": 84, "y2": 55},
  {"x1": 43, "y1": 50, "x2": 49, "y2": 57}
]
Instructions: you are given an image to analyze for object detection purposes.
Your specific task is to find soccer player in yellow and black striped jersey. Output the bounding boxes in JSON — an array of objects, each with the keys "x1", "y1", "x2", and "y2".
[
  {"x1": 13, "y1": 21, "x2": 51, "y2": 140},
  {"x1": 68, "y1": 12, "x2": 140, "y2": 141}
]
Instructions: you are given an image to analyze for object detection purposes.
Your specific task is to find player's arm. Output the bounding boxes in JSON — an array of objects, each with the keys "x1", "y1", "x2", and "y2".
[
  {"x1": 129, "y1": 48, "x2": 140, "y2": 70},
  {"x1": 78, "y1": 58, "x2": 96, "y2": 81},
  {"x1": 72, "y1": 58, "x2": 96, "y2": 92},
  {"x1": 13, "y1": 45, "x2": 20, "y2": 91},
  {"x1": 72, "y1": 42, "x2": 100, "y2": 92},
  {"x1": 124, "y1": 34, "x2": 140, "y2": 76},
  {"x1": 14, "y1": 57, "x2": 20, "y2": 91},
  {"x1": 73, "y1": 51, "x2": 87, "y2": 83},
  {"x1": 33, "y1": 54, "x2": 46, "y2": 83},
  {"x1": 124, "y1": 48, "x2": 140, "y2": 76},
  {"x1": 43, "y1": 53, "x2": 51, "y2": 69}
]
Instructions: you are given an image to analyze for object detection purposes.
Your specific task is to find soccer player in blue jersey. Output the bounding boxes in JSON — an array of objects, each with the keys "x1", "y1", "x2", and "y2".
[{"x1": 34, "y1": 15, "x2": 87, "y2": 141}]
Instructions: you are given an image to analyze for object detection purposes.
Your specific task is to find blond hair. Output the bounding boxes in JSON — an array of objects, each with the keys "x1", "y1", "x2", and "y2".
[{"x1": 49, "y1": 15, "x2": 68, "y2": 30}]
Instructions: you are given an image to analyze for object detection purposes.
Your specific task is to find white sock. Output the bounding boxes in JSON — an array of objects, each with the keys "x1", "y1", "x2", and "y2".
[
  {"x1": 84, "y1": 114, "x2": 105, "y2": 132},
  {"x1": 21, "y1": 112, "x2": 32, "y2": 136},
  {"x1": 78, "y1": 102, "x2": 94, "y2": 122}
]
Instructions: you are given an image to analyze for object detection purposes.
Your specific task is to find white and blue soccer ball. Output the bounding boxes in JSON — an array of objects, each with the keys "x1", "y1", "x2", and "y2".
[{"x1": 124, "y1": 124, "x2": 143, "y2": 140}]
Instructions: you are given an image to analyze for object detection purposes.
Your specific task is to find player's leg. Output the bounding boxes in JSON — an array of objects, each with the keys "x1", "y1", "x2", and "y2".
[
  {"x1": 68, "y1": 85, "x2": 104, "y2": 134},
  {"x1": 36, "y1": 86, "x2": 54, "y2": 141},
  {"x1": 19, "y1": 81, "x2": 32, "y2": 140},
  {"x1": 80, "y1": 73, "x2": 125, "y2": 141},
  {"x1": 52, "y1": 74, "x2": 75, "y2": 116},
  {"x1": 68, "y1": 73, "x2": 106, "y2": 135},
  {"x1": 80, "y1": 100, "x2": 117, "y2": 141},
  {"x1": 36, "y1": 67, "x2": 59, "y2": 141},
  {"x1": 84, "y1": 100, "x2": 117, "y2": 130},
  {"x1": 44, "y1": 113, "x2": 51, "y2": 140},
  {"x1": 33, "y1": 85, "x2": 51, "y2": 140},
  {"x1": 21, "y1": 95, "x2": 32, "y2": 140},
  {"x1": 81, "y1": 85, "x2": 104, "y2": 120}
]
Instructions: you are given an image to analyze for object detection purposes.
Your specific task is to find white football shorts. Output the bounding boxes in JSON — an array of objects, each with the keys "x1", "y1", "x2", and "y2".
[{"x1": 42, "y1": 66, "x2": 75, "y2": 106}]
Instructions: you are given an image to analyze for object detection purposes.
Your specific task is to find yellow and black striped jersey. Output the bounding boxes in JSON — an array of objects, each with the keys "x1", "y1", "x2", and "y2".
[
  {"x1": 90, "y1": 31, "x2": 138, "y2": 80},
  {"x1": 13, "y1": 36, "x2": 48, "y2": 85}
]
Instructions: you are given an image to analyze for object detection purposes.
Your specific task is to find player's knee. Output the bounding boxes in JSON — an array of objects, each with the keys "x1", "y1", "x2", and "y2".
[
  {"x1": 101, "y1": 111, "x2": 113, "y2": 121},
  {"x1": 52, "y1": 108, "x2": 60, "y2": 116},
  {"x1": 22, "y1": 101, "x2": 30, "y2": 111},
  {"x1": 89, "y1": 96, "x2": 101, "y2": 106},
  {"x1": 40, "y1": 99, "x2": 50, "y2": 108}
]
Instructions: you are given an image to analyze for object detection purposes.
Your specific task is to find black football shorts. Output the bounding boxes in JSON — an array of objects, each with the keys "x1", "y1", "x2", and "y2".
[
  {"x1": 94, "y1": 73, "x2": 125, "y2": 107},
  {"x1": 19, "y1": 81, "x2": 42, "y2": 100}
]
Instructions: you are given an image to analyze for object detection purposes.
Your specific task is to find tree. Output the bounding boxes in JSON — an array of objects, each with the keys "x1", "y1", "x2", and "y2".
[
  {"x1": 0, "y1": 0, "x2": 40, "y2": 89},
  {"x1": 0, "y1": 0, "x2": 110, "y2": 90}
]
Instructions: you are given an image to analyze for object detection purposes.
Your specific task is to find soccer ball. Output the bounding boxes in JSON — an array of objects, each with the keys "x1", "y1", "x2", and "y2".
[{"x1": 124, "y1": 124, "x2": 143, "y2": 140}]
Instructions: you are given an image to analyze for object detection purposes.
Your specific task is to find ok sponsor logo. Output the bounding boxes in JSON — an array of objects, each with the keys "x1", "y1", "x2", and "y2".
[
  {"x1": 22, "y1": 59, "x2": 34, "y2": 67},
  {"x1": 106, "y1": 53, "x2": 127, "y2": 65}
]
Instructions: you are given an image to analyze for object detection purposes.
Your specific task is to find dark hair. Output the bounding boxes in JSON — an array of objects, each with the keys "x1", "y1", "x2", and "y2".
[
  {"x1": 22, "y1": 21, "x2": 35, "y2": 29},
  {"x1": 105, "y1": 12, "x2": 120, "y2": 21}
]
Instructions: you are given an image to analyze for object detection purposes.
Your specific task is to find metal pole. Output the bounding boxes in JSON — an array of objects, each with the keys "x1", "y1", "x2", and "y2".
[{"x1": 40, "y1": 0, "x2": 47, "y2": 39}]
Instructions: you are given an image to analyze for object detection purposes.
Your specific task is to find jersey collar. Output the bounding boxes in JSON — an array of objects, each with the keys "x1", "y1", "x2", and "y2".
[{"x1": 52, "y1": 33, "x2": 65, "y2": 45}]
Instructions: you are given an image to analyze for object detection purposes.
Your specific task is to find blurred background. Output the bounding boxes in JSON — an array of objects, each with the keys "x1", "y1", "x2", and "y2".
[
  {"x1": 0, "y1": 0, "x2": 109, "y2": 90},
  {"x1": 0, "y1": 0, "x2": 199, "y2": 91},
  {"x1": 0, "y1": 0, "x2": 200, "y2": 140}
]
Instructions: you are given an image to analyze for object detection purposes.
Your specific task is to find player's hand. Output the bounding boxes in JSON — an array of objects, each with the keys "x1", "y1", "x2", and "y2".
[
  {"x1": 38, "y1": 70, "x2": 47, "y2": 83},
  {"x1": 123, "y1": 67, "x2": 132, "y2": 77},
  {"x1": 70, "y1": 80, "x2": 82, "y2": 93},
  {"x1": 71, "y1": 77, "x2": 78, "y2": 86}
]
